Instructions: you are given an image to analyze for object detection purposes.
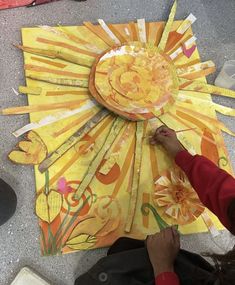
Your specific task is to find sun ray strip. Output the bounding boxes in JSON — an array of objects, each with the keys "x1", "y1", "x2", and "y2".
[
  {"x1": 212, "y1": 103, "x2": 235, "y2": 117},
  {"x1": 18, "y1": 86, "x2": 42, "y2": 95},
  {"x1": 97, "y1": 19, "x2": 121, "y2": 45},
  {"x1": 83, "y1": 21, "x2": 114, "y2": 47},
  {"x1": 46, "y1": 90, "x2": 89, "y2": 96},
  {"x1": 31, "y1": 56, "x2": 67, "y2": 68},
  {"x1": 12, "y1": 101, "x2": 99, "y2": 137},
  {"x1": 38, "y1": 109, "x2": 110, "y2": 173},
  {"x1": 169, "y1": 35, "x2": 197, "y2": 60},
  {"x1": 178, "y1": 92, "x2": 235, "y2": 117},
  {"x1": 166, "y1": 33, "x2": 192, "y2": 54},
  {"x1": 175, "y1": 109, "x2": 217, "y2": 135},
  {"x1": 38, "y1": 115, "x2": 113, "y2": 192},
  {"x1": 106, "y1": 127, "x2": 136, "y2": 206},
  {"x1": 107, "y1": 24, "x2": 128, "y2": 43},
  {"x1": 39, "y1": 25, "x2": 102, "y2": 54},
  {"x1": 1, "y1": 99, "x2": 87, "y2": 115},
  {"x1": 52, "y1": 110, "x2": 95, "y2": 138},
  {"x1": 129, "y1": 22, "x2": 138, "y2": 41},
  {"x1": 26, "y1": 75, "x2": 89, "y2": 88},
  {"x1": 201, "y1": 211, "x2": 219, "y2": 237},
  {"x1": 176, "y1": 104, "x2": 235, "y2": 137},
  {"x1": 177, "y1": 60, "x2": 216, "y2": 80},
  {"x1": 16, "y1": 45, "x2": 93, "y2": 67},
  {"x1": 179, "y1": 78, "x2": 235, "y2": 99},
  {"x1": 36, "y1": 37, "x2": 98, "y2": 57},
  {"x1": 125, "y1": 121, "x2": 144, "y2": 233},
  {"x1": 149, "y1": 143, "x2": 159, "y2": 181},
  {"x1": 25, "y1": 64, "x2": 89, "y2": 79},
  {"x1": 123, "y1": 26, "x2": 132, "y2": 41},
  {"x1": 147, "y1": 23, "x2": 158, "y2": 43},
  {"x1": 142, "y1": 193, "x2": 150, "y2": 228},
  {"x1": 176, "y1": 13, "x2": 197, "y2": 34},
  {"x1": 145, "y1": 22, "x2": 150, "y2": 43},
  {"x1": 154, "y1": 24, "x2": 164, "y2": 46},
  {"x1": 137, "y1": 19, "x2": 147, "y2": 43},
  {"x1": 175, "y1": 59, "x2": 201, "y2": 68},
  {"x1": 166, "y1": 112, "x2": 219, "y2": 146},
  {"x1": 165, "y1": 14, "x2": 196, "y2": 52},
  {"x1": 39, "y1": 25, "x2": 88, "y2": 45},
  {"x1": 158, "y1": 0, "x2": 177, "y2": 51},
  {"x1": 75, "y1": 117, "x2": 125, "y2": 200}
]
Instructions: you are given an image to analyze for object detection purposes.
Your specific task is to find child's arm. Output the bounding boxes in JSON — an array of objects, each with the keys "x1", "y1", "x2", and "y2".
[
  {"x1": 175, "y1": 150, "x2": 235, "y2": 232},
  {"x1": 151, "y1": 125, "x2": 235, "y2": 233},
  {"x1": 155, "y1": 272, "x2": 180, "y2": 285},
  {"x1": 146, "y1": 227, "x2": 180, "y2": 285}
]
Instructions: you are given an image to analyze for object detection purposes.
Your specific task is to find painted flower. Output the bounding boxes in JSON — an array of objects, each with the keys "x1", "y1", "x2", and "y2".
[{"x1": 153, "y1": 168, "x2": 205, "y2": 225}]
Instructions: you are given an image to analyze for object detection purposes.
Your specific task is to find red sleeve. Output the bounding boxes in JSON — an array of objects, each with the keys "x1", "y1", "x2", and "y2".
[
  {"x1": 175, "y1": 150, "x2": 235, "y2": 231},
  {"x1": 155, "y1": 272, "x2": 180, "y2": 285}
]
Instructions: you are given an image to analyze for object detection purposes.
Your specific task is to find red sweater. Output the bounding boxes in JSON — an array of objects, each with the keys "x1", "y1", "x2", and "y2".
[{"x1": 155, "y1": 150, "x2": 235, "y2": 285}]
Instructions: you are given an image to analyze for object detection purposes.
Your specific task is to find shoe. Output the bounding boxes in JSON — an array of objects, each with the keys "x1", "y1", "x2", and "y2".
[{"x1": 0, "y1": 179, "x2": 17, "y2": 226}]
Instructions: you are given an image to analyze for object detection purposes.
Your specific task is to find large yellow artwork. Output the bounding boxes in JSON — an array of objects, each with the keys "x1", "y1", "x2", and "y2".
[{"x1": 2, "y1": 0, "x2": 235, "y2": 256}]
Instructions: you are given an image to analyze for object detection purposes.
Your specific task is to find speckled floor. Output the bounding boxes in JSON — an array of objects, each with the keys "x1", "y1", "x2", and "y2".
[{"x1": 0, "y1": 0, "x2": 235, "y2": 284}]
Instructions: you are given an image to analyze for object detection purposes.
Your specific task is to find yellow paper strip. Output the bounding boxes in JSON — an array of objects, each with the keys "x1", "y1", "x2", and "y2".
[
  {"x1": 46, "y1": 90, "x2": 89, "y2": 96},
  {"x1": 13, "y1": 102, "x2": 98, "y2": 137},
  {"x1": 38, "y1": 116, "x2": 113, "y2": 192},
  {"x1": 36, "y1": 37, "x2": 98, "y2": 57},
  {"x1": 125, "y1": 121, "x2": 144, "y2": 232},
  {"x1": 75, "y1": 117, "x2": 125, "y2": 200},
  {"x1": 178, "y1": 92, "x2": 235, "y2": 117},
  {"x1": 179, "y1": 78, "x2": 235, "y2": 99},
  {"x1": 31, "y1": 56, "x2": 67, "y2": 68},
  {"x1": 26, "y1": 75, "x2": 89, "y2": 88},
  {"x1": 25, "y1": 64, "x2": 89, "y2": 79},
  {"x1": 19, "y1": 86, "x2": 42, "y2": 95},
  {"x1": 53, "y1": 110, "x2": 95, "y2": 137},
  {"x1": 176, "y1": 13, "x2": 196, "y2": 34},
  {"x1": 176, "y1": 103, "x2": 235, "y2": 137},
  {"x1": 1, "y1": 100, "x2": 87, "y2": 115},
  {"x1": 39, "y1": 25, "x2": 102, "y2": 54},
  {"x1": 177, "y1": 60, "x2": 216, "y2": 80},
  {"x1": 83, "y1": 21, "x2": 114, "y2": 47},
  {"x1": 158, "y1": 0, "x2": 177, "y2": 51},
  {"x1": 17, "y1": 45, "x2": 93, "y2": 67},
  {"x1": 107, "y1": 24, "x2": 128, "y2": 43},
  {"x1": 201, "y1": 211, "x2": 219, "y2": 237},
  {"x1": 97, "y1": 19, "x2": 121, "y2": 45},
  {"x1": 38, "y1": 109, "x2": 110, "y2": 173}
]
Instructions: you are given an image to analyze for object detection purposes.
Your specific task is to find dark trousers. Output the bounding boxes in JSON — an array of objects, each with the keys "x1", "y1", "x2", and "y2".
[
  {"x1": 75, "y1": 237, "x2": 217, "y2": 285},
  {"x1": 0, "y1": 179, "x2": 17, "y2": 226}
]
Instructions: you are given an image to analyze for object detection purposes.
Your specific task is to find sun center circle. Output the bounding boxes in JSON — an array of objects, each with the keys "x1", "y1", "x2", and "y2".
[{"x1": 89, "y1": 42, "x2": 179, "y2": 120}]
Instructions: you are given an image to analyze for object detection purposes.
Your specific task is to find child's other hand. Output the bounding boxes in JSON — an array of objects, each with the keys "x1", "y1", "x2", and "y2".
[
  {"x1": 150, "y1": 126, "x2": 184, "y2": 158},
  {"x1": 146, "y1": 227, "x2": 180, "y2": 277}
]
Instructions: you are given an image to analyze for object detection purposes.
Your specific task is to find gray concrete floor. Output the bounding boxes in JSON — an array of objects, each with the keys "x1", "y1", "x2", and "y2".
[{"x1": 0, "y1": 0, "x2": 235, "y2": 284}]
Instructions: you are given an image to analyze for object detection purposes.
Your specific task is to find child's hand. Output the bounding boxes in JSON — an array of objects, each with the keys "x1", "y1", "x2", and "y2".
[
  {"x1": 150, "y1": 126, "x2": 184, "y2": 158},
  {"x1": 146, "y1": 227, "x2": 180, "y2": 277}
]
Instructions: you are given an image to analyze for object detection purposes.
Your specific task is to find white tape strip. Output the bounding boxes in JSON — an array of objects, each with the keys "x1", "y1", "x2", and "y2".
[
  {"x1": 169, "y1": 35, "x2": 197, "y2": 59},
  {"x1": 137, "y1": 19, "x2": 147, "y2": 43},
  {"x1": 13, "y1": 100, "x2": 98, "y2": 137},
  {"x1": 201, "y1": 211, "x2": 220, "y2": 238},
  {"x1": 176, "y1": 13, "x2": 197, "y2": 34},
  {"x1": 97, "y1": 19, "x2": 121, "y2": 45}
]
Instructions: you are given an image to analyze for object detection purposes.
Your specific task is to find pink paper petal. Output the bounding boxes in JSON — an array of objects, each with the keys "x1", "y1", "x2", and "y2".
[
  {"x1": 182, "y1": 44, "x2": 196, "y2": 58},
  {"x1": 58, "y1": 177, "x2": 67, "y2": 193}
]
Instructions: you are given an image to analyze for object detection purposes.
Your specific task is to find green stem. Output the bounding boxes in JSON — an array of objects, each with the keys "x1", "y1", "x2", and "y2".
[
  {"x1": 56, "y1": 196, "x2": 91, "y2": 249},
  {"x1": 141, "y1": 203, "x2": 170, "y2": 230}
]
